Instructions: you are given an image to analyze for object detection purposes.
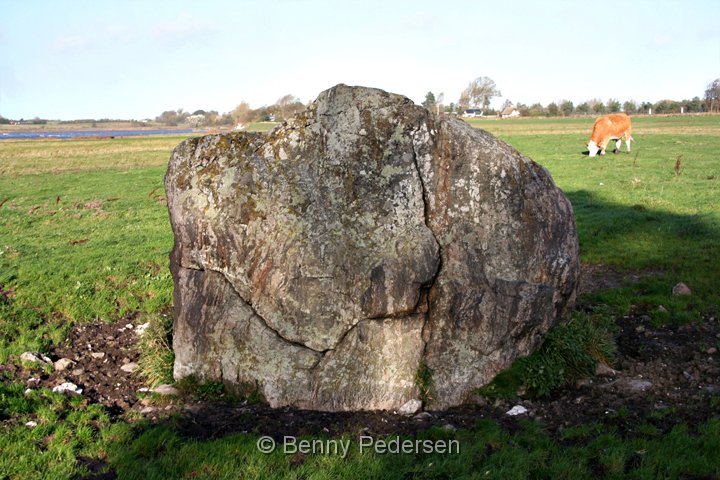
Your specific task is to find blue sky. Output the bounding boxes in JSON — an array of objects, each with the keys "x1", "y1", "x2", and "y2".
[{"x1": 1, "y1": 0, "x2": 718, "y2": 120}]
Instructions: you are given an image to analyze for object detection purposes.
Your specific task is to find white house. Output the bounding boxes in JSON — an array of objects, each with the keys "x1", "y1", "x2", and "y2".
[
  {"x1": 500, "y1": 106, "x2": 520, "y2": 118},
  {"x1": 462, "y1": 109, "x2": 484, "y2": 118}
]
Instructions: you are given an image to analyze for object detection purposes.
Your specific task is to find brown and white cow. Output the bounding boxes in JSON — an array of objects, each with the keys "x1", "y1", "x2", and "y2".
[{"x1": 586, "y1": 113, "x2": 633, "y2": 157}]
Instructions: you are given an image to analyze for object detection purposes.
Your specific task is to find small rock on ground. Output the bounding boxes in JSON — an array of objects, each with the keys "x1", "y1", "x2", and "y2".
[
  {"x1": 20, "y1": 352, "x2": 51, "y2": 364},
  {"x1": 595, "y1": 363, "x2": 617, "y2": 377},
  {"x1": 672, "y1": 282, "x2": 691, "y2": 296},
  {"x1": 397, "y1": 399, "x2": 422, "y2": 415},
  {"x1": 153, "y1": 384, "x2": 179, "y2": 396},
  {"x1": 54, "y1": 358, "x2": 75, "y2": 372},
  {"x1": 506, "y1": 405, "x2": 528, "y2": 416},
  {"x1": 52, "y1": 382, "x2": 83, "y2": 395},
  {"x1": 120, "y1": 362, "x2": 138, "y2": 373}
]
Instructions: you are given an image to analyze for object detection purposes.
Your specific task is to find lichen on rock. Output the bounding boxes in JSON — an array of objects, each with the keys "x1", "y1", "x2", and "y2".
[{"x1": 165, "y1": 84, "x2": 579, "y2": 411}]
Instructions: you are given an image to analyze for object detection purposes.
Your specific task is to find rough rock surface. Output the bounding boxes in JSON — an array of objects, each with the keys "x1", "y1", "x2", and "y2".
[{"x1": 165, "y1": 84, "x2": 579, "y2": 411}]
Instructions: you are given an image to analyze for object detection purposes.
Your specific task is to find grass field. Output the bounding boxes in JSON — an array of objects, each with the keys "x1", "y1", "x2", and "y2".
[{"x1": 1, "y1": 115, "x2": 719, "y2": 479}]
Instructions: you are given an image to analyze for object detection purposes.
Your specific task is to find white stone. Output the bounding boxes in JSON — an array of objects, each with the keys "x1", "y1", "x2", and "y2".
[
  {"x1": 52, "y1": 382, "x2": 83, "y2": 395},
  {"x1": 25, "y1": 421, "x2": 38, "y2": 428},
  {"x1": 135, "y1": 322, "x2": 150, "y2": 335},
  {"x1": 20, "y1": 352, "x2": 51, "y2": 364},
  {"x1": 397, "y1": 398, "x2": 422, "y2": 415},
  {"x1": 506, "y1": 405, "x2": 528, "y2": 416}
]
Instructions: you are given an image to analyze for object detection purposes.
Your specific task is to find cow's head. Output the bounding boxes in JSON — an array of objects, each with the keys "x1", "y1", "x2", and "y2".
[{"x1": 586, "y1": 140, "x2": 600, "y2": 157}]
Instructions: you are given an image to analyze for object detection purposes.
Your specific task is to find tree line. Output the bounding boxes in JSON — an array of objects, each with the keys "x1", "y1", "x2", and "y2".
[
  {"x1": 155, "y1": 94, "x2": 305, "y2": 127},
  {"x1": 423, "y1": 77, "x2": 720, "y2": 117},
  {"x1": 3, "y1": 79, "x2": 718, "y2": 126}
]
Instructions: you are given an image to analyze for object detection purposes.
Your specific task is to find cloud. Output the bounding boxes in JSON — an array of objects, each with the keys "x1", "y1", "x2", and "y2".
[
  {"x1": 51, "y1": 34, "x2": 91, "y2": 53},
  {"x1": 152, "y1": 12, "x2": 218, "y2": 45},
  {"x1": 647, "y1": 33, "x2": 673, "y2": 49}
]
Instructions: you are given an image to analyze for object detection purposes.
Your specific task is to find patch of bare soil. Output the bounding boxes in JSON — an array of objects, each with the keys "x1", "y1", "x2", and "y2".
[
  {"x1": 163, "y1": 313, "x2": 720, "y2": 441},
  {"x1": 2, "y1": 314, "x2": 146, "y2": 415},
  {"x1": 578, "y1": 263, "x2": 662, "y2": 295},
  {"x1": 2, "y1": 266, "x2": 718, "y2": 442}
]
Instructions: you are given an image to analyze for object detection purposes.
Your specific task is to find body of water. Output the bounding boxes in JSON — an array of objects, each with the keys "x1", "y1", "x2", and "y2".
[{"x1": 0, "y1": 128, "x2": 200, "y2": 140}]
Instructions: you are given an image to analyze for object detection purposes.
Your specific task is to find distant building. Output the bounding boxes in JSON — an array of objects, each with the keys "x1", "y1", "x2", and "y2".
[
  {"x1": 462, "y1": 108, "x2": 484, "y2": 118},
  {"x1": 500, "y1": 105, "x2": 520, "y2": 118},
  {"x1": 187, "y1": 114, "x2": 206, "y2": 127}
]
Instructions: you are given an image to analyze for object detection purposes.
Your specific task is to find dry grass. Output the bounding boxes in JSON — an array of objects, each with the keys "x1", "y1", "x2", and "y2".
[{"x1": 0, "y1": 136, "x2": 192, "y2": 176}]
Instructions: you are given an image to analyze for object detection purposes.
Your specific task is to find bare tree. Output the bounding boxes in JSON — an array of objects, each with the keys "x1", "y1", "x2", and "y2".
[
  {"x1": 705, "y1": 78, "x2": 720, "y2": 112},
  {"x1": 435, "y1": 92, "x2": 445, "y2": 115},
  {"x1": 459, "y1": 77, "x2": 501, "y2": 114},
  {"x1": 275, "y1": 94, "x2": 300, "y2": 121},
  {"x1": 231, "y1": 101, "x2": 253, "y2": 127}
]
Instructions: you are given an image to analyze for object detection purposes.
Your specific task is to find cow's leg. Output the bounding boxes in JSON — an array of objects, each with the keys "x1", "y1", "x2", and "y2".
[
  {"x1": 599, "y1": 139, "x2": 609, "y2": 156},
  {"x1": 613, "y1": 139, "x2": 621, "y2": 154},
  {"x1": 625, "y1": 135, "x2": 632, "y2": 153}
]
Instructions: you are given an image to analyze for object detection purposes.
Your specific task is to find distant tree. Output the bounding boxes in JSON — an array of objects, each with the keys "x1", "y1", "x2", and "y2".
[
  {"x1": 560, "y1": 100, "x2": 574, "y2": 116},
  {"x1": 547, "y1": 102, "x2": 559, "y2": 117},
  {"x1": 254, "y1": 107, "x2": 273, "y2": 122},
  {"x1": 459, "y1": 76, "x2": 501, "y2": 114},
  {"x1": 685, "y1": 96, "x2": 705, "y2": 113},
  {"x1": 434, "y1": 92, "x2": 445, "y2": 115},
  {"x1": 589, "y1": 99, "x2": 605, "y2": 114},
  {"x1": 654, "y1": 99, "x2": 680, "y2": 114},
  {"x1": 622, "y1": 100, "x2": 637, "y2": 114},
  {"x1": 231, "y1": 101, "x2": 253, "y2": 126},
  {"x1": 203, "y1": 110, "x2": 219, "y2": 125},
  {"x1": 705, "y1": 78, "x2": 720, "y2": 112},
  {"x1": 217, "y1": 113, "x2": 234, "y2": 125},
  {"x1": 516, "y1": 103, "x2": 530, "y2": 117},
  {"x1": 0, "y1": 115, "x2": 10, "y2": 125},
  {"x1": 528, "y1": 103, "x2": 545, "y2": 117},
  {"x1": 275, "y1": 94, "x2": 303, "y2": 121},
  {"x1": 156, "y1": 109, "x2": 188, "y2": 126},
  {"x1": 607, "y1": 98, "x2": 621, "y2": 113},
  {"x1": 640, "y1": 101, "x2": 653, "y2": 114},
  {"x1": 192, "y1": 109, "x2": 206, "y2": 116},
  {"x1": 422, "y1": 91, "x2": 436, "y2": 109},
  {"x1": 575, "y1": 102, "x2": 589, "y2": 115}
]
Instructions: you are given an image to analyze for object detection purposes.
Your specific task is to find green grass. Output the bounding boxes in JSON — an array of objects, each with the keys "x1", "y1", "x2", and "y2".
[
  {"x1": 2, "y1": 382, "x2": 718, "y2": 480},
  {"x1": 1, "y1": 115, "x2": 719, "y2": 478},
  {"x1": 480, "y1": 307, "x2": 617, "y2": 399},
  {"x1": 0, "y1": 164, "x2": 175, "y2": 361}
]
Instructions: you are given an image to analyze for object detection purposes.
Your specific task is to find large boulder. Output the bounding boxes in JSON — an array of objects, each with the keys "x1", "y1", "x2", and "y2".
[{"x1": 165, "y1": 84, "x2": 579, "y2": 411}]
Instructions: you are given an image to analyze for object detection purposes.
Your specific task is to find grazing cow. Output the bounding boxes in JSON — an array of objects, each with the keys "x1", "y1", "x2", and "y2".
[{"x1": 586, "y1": 113, "x2": 633, "y2": 157}]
